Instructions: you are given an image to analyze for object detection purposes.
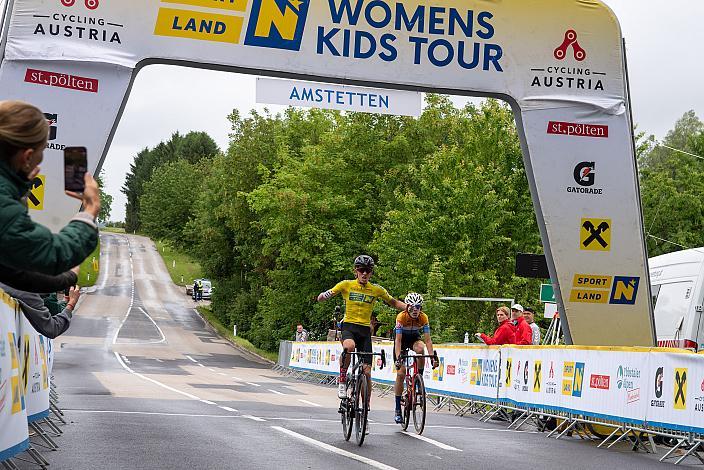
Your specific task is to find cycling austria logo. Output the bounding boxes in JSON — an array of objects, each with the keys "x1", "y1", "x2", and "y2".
[
  {"x1": 569, "y1": 274, "x2": 640, "y2": 305},
  {"x1": 530, "y1": 29, "x2": 607, "y2": 92},
  {"x1": 33, "y1": 0, "x2": 123, "y2": 45},
  {"x1": 154, "y1": 0, "x2": 310, "y2": 50}
]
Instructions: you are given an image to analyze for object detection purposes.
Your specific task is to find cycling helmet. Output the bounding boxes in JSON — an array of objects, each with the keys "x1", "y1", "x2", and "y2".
[
  {"x1": 353, "y1": 255, "x2": 375, "y2": 270},
  {"x1": 405, "y1": 292, "x2": 424, "y2": 318}
]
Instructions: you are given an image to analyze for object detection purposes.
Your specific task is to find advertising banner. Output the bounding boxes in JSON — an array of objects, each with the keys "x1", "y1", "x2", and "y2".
[
  {"x1": 0, "y1": 291, "x2": 29, "y2": 462},
  {"x1": 0, "y1": 0, "x2": 654, "y2": 347},
  {"x1": 19, "y1": 315, "x2": 50, "y2": 422},
  {"x1": 644, "y1": 350, "x2": 704, "y2": 434},
  {"x1": 256, "y1": 77, "x2": 422, "y2": 116}
]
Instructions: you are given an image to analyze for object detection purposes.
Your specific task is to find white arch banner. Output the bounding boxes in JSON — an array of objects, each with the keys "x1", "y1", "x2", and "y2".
[{"x1": 0, "y1": 0, "x2": 654, "y2": 346}]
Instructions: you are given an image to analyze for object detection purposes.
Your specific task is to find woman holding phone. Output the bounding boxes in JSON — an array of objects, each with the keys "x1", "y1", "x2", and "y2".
[{"x1": 0, "y1": 100, "x2": 100, "y2": 275}]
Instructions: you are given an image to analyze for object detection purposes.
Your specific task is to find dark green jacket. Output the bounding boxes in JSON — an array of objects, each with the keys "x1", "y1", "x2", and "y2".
[{"x1": 0, "y1": 160, "x2": 98, "y2": 275}]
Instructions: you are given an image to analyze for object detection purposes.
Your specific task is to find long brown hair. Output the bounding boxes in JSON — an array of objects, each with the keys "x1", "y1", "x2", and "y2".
[{"x1": 0, "y1": 100, "x2": 49, "y2": 161}]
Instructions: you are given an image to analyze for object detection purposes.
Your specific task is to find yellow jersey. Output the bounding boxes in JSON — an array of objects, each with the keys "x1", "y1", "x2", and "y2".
[{"x1": 332, "y1": 279, "x2": 393, "y2": 326}]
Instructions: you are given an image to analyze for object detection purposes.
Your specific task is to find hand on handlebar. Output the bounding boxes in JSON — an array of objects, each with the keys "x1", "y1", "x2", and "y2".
[{"x1": 394, "y1": 360, "x2": 402, "y2": 369}]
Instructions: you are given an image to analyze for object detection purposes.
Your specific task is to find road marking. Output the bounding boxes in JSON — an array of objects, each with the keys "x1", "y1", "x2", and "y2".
[
  {"x1": 231, "y1": 376, "x2": 244, "y2": 381},
  {"x1": 218, "y1": 373, "x2": 227, "y2": 376},
  {"x1": 112, "y1": 238, "x2": 136, "y2": 345},
  {"x1": 155, "y1": 358, "x2": 163, "y2": 363},
  {"x1": 121, "y1": 355, "x2": 130, "y2": 364},
  {"x1": 219, "y1": 406, "x2": 238, "y2": 412},
  {"x1": 272, "y1": 426, "x2": 398, "y2": 470},
  {"x1": 114, "y1": 352, "x2": 202, "y2": 401},
  {"x1": 243, "y1": 415, "x2": 266, "y2": 422},
  {"x1": 268, "y1": 389, "x2": 285, "y2": 396},
  {"x1": 185, "y1": 355, "x2": 198, "y2": 363},
  {"x1": 138, "y1": 306, "x2": 167, "y2": 344},
  {"x1": 208, "y1": 368, "x2": 216, "y2": 372},
  {"x1": 245, "y1": 382, "x2": 261, "y2": 387},
  {"x1": 65, "y1": 410, "x2": 241, "y2": 418},
  {"x1": 198, "y1": 364, "x2": 205, "y2": 368},
  {"x1": 298, "y1": 399, "x2": 322, "y2": 407},
  {"x1": 200, "y1": 400, "x2": 217, "y2": 405},
  {"x1": 401, "y1": 431, "x2": 462, "y2": 451}
]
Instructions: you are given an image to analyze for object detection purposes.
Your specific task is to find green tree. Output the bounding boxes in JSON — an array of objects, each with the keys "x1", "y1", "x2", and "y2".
[{"x1": 96, "y1": 171, "x2": 113, "y2": 224}]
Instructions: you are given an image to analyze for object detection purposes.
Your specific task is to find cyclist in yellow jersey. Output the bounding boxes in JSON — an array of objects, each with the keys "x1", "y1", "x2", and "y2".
[{"x1": 317, "y1": 255, "x2": 406, "y2": 400}]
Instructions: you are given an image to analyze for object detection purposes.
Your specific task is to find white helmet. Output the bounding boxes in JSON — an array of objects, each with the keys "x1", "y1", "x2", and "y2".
[{"x1": 405, "y1": 293, "x2": 424, "y2": 318}]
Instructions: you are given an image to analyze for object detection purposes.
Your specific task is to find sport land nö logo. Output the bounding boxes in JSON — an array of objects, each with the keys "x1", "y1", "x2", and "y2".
[
  {"x1": 154, "y1": 0, "x2": 309, "y2": 51},
  {"x1": 569, "y1": 274, "x2": 640, "y2": 305}
]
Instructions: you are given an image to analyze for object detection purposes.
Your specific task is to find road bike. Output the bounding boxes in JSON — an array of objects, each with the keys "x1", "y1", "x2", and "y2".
[
  {"x1": 397, "y1": 350, "x2": 438, "y2": 435},
  {"x1": 339, "y1": 349, "x2": 386, "y2": 446}
]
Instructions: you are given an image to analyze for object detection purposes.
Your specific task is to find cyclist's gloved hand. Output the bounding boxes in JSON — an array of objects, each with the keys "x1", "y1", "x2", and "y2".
[{"x1": 394, "y1": 360, "x2": 402, "y2": 370}]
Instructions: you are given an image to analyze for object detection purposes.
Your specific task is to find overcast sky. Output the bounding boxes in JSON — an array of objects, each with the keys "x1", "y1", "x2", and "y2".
[{"x1": 101, "y1": 0, "x2": 704, "y2": 222}]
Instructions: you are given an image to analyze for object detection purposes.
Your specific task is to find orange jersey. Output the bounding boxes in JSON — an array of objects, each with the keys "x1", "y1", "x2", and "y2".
[{"x1": 395, "y1": 311, "x2": 430, "y2": 336}]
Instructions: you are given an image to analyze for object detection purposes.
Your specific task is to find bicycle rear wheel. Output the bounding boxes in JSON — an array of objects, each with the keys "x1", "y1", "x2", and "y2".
[
  {"x1": 354, "y1": 377, "x2": 369, "y2": 446},
  {"x1": 412, "y1": 374, "x2": 427, "y2": 434},
  {"x1": 341, "y1": 380, "x2": 354, "y2": 441}
]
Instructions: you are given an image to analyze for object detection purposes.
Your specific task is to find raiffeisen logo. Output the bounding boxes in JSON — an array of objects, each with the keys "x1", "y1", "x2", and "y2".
[{"x1": 245, "y1": 0, "x2": 310, "y2": 51}]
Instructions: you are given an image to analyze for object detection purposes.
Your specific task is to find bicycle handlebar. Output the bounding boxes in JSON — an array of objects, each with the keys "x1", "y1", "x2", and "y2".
[
  {"x1": 346, "y1": 349, "x2": 386, "y2": 369},
  {"x1": 397, "y1": 351, "x2": 439, "y2": 369}
]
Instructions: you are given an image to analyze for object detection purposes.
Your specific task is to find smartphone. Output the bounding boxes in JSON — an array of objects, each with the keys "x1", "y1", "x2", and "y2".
[{"x1": 64, "y1": 146, "x2": 88, "y2": 193}]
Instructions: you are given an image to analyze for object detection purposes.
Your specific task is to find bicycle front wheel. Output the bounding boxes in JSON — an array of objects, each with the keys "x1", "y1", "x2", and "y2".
[
  {"x1": 341, "y1": 380, "x2": 354, "y2": 441},
  {"x1": 401, "y1": 385, "x2": 411, "y2": 431},
  {"x1": 354, "y1": 377, "x2": 369, "y2": 446},
  {"x1": 412, "y1": 374, "x2": 427, "y2": 434}
]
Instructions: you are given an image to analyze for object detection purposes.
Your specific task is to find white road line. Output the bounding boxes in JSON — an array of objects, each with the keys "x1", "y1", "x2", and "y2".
[
  {"x1": 245, "y1": 382, "x2": 261, "y2": 387},
  {"x1": 242, "y1": 415, "x2": 266, "y2": 422},
  {"x1": 121, "y1": 355, "x2": 130, "y2": 364},
  {"x1": 198, "y1": 364, "x2": 205, "y2": 368},
  {"x1": 138, "y1": 306, "x2": 167, "y2": 344},
  {"x1": 114, "y1": 352, "x2": 202, "y2": 401},
  {"x1": 65, "y1": 410, "x2": 240, "y2": 418},
  {"x1": 219, "y1": 406, "x2": 238, "y2": 412},
  {"x1": 401, "y1": 431, "x2": 462, "y2": 451},
  {"x1": 208, "y1": 368, "x2": 216, "y2": 372},
  {"x1": 200, "y1": 400, "x2": 217, "y2": 405},
  {"x1": 112, "y1": 238, "x2": 135, "y2": 345},
  {"x1": 185, "y1": 355, "x2": 198, "y2": 363},
  {"x1": 218, "y1": 373, "x2": 227, "y2": 376},
  {"x1": 231, "y1": 376, "x2": 244, "y2": 381},
  {"x1": 272, "y1": 426, "x2": 398, "y2": 470},
  {"x1": 298, "y1": 399, "x2": 322, "y2": 407},
  {"x1": 268, "y1": 389, "x2": 285, "y2": 396},
  {"x1": 97, "y1": 234, "x2": 111, "y2": 291}
]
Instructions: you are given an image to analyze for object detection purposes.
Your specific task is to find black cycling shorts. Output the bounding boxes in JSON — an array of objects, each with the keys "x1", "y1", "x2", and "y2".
[
  {"x1": 393, "y1": 333, "x2": 423, "y2": 362},
  {"x1": 340, "y1": 322, "x2": 373, "y2": 364}
]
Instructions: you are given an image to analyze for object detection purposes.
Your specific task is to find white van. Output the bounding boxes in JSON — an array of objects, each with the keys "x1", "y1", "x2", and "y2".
[{"x1": 649, "y1": 247, "x2": 704, "y2": 351}]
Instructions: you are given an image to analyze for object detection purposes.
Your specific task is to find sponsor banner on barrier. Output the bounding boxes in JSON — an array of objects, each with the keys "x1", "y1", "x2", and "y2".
[
  {"x1": 19, "y1": 316, "x2": 50, "y2": 422},
  {"x1": 286, "y1": 342, "x2": 704, "y2": 433},
  {"x1": 0, "y1": 291, "x2": 29, "y2": 461},
  {"x1": 645, "y1": 350, "x2": 704, "y2": 433},
  {"x1": 500, "y1": 346, "x2": 651, "y2": 424}
]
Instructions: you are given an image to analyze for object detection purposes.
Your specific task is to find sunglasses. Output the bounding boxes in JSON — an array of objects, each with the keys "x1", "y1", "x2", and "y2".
[
  {"x1": 408, "y1": 304, "x2": 422, "y2": 312},
  {"x1": 356, "y1": 267, "x2": 373, "y2": 274}
]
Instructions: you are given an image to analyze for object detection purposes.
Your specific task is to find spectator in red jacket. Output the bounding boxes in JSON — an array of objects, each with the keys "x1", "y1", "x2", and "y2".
[
  {"x1": 476, "y1": 306, "x2": 515, "y2": 345},
  {"x1": 511, "y1": 303, "x2": 532, "y2": 345}
]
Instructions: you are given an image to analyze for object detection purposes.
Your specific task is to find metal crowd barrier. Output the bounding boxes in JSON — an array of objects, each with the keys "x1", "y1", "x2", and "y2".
[{"x1": 275, "y1": 341, "x2": 704, "y2": 466}]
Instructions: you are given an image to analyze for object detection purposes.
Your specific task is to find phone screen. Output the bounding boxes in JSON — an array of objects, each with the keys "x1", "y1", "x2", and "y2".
[{"x1": 64, "y1": 147, "x2": 88, "y2": 193}]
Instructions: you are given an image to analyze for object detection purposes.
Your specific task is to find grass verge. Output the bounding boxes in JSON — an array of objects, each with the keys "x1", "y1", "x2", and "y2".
[
  {"x1": 78, "y1": 241, "x2": 100, "y2": 287},
  {"x1": 101, "y1": 226, "x2": 125, "y2": 233},
  {"x1": 155, "y1": 240, "x2": 203, "y2": 286},
  {"x1": 197, "y1": 305, "x2": 277, "y2": 363}
]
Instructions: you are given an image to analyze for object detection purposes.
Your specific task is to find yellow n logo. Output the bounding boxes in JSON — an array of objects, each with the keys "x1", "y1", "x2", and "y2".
[
  {"x1": 609, "y1": 276, "x2": 640, "y2": 305},
  {"x1": 254, "y1": 0, "x2": 297, "y2": 40}
]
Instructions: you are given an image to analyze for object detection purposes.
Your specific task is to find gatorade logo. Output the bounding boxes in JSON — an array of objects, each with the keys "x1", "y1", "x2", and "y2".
[
  {"x1": 245, "y1": 0, "x2": 309, "y2": 50},
  {"x1": 554, "y1": 29, "x2": 585, "y2": 61}
]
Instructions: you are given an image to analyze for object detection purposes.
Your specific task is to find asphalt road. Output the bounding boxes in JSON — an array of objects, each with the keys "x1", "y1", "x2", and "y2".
[{"x1": 20, "y1": 233, "x2": 690, "y2": 469}]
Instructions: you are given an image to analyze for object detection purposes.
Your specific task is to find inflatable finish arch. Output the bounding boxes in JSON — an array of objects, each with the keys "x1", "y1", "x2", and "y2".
[{"x1": 0, "y1": 0, "x2": 655, "y2": 347}]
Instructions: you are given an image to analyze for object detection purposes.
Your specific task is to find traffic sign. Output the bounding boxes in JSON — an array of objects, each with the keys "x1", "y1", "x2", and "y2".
[{"x1": 540, "y1": 284, "x2": 555, "y2": 303}]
